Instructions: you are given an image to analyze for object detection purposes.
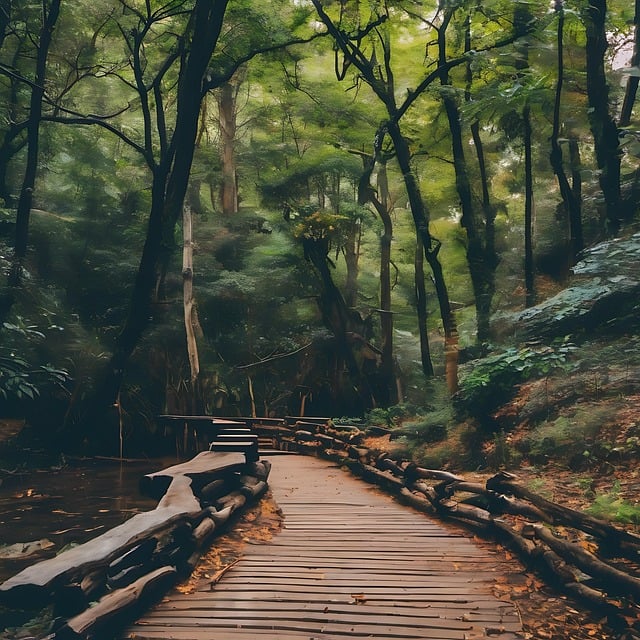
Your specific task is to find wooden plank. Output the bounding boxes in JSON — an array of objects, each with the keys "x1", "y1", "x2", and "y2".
[
  {"x1": 134, "y1": 610, "x2": 476, "y2": 630},
  {"x1": 156, "y1": 599, "x2": 520, "y2": 620},
  {"x1": 125, "y1": 628, "x2": 473, "y2": 640},
  {"x1": 0, "y1": 493, "x2": 198, "y2": 601},
  {"x1": 126, "y1": 618, "x2": 468, "y2": 639},
  {"x1": 140, "y1": 451, "x2": 246, "y2": 499}
]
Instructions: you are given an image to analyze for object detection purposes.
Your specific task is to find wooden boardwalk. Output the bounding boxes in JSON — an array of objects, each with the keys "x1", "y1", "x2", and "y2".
[{"x1": 125, "y1": 455, "x2": 524, "y2": 640}]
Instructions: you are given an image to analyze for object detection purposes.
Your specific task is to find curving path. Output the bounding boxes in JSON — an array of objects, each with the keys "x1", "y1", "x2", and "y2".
[{"x1": 126, "y1": 455, "x2": 524, "y2": 640}]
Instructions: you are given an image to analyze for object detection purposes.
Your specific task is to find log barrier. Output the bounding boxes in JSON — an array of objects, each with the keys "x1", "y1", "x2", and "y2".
[
  {"x1": 0, "y1": 451, "x2": 270, "y2": 640},
  {"x1": 251, "y1": 418, "x2": 640, "y2": 634}
]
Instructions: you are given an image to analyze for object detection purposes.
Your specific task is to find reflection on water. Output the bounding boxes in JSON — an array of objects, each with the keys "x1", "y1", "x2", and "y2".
[{"x1": 0, "y1": 458, "x2": 177, "y2": 583}]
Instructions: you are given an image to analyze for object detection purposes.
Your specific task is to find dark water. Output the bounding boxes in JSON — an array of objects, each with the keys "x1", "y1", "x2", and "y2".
[{"x1": 0, "y1": 457, "x2": 175, "y2": 584}]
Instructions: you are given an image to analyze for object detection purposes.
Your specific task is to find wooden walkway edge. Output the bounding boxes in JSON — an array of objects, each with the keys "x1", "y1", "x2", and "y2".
[{"x1": 125, "y1": 455, "x2": 524, "y2": 639}]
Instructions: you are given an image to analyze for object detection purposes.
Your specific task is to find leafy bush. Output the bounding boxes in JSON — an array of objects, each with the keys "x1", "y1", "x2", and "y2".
[
  {"x1": 0, "y1": 350, "x2": 69, "y2": 402},
  {"x1": 585, "y1": 481, "x2": 640, "y2": 525},
  {"x1": 400, "y1": 407, "x2": 453, "y2": 444},
  {"x1": 364, "y1": 404, "x2": 423, "y2": 428},
  {"x1": 455, "y1": 338, "x2": 577, "y2": 428},
  {"x1": 0, "y1": 320, "x2": 70, "y2": 405}
]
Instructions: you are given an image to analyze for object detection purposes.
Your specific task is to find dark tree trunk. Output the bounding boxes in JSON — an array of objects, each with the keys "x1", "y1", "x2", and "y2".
[
  {"x1": 465, "y1": 16, "x2": 499, "y2": 341},
  {"x1": 357, "y1": 153, "x2": 397, "y2": 403},
  {"x1": 96, "y1": 167, "x2": 171, "y2": 415},
  {"x1": 439, "y1": 10, "x2": 493, "y2": 343},
  {"x1": 10, "y1": 0, "x2": 61, "y2": 285},
  {"x1": 619, "y1": 0, "x2": 640, "y2": 127},
  {"x1": 414, "y1": 234, "x2": 433, "y2": 378},
  {"x1": 513, "y1": 4, "x2": 536, "y2": 307},
  {"x1": 549, "y1": 0, "x2": 583, "y2": 265},
  {"x1": 302, "y1": 236, "x2": 377, "y2": 411},
  {"x1": 91, "y1": 1, "x2": 230, "y2": 442},
  {"x1": 583, "y1": 0, "x2": 623, "y2": 231},
  {"x1": 524, "y1": 103, "x2": 536, "y2": 308},
  {"x1": 387, "y1": 120, "x2": 456, "y2": 342},
  {"x1": 569, "y1": 137, "x2": 583, "y2": 206},
  {"x1": 377, "y1": 179, "x2": 394, "y2": 400}
]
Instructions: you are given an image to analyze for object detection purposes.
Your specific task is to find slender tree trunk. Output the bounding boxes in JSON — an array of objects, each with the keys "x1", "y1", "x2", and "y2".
[
  {"x1": 354, "y1": 150, "x2": 398, "y2": 403},
  {"x1": 439, "y1": 10, "x2": 492, "y2": 343},
  {"x1": 569, "y1": 137, "x2": 583, "y2": 205},
  {"x1": 619, "y1": 0, "x2": 640, "y2": 127},
  {"x1": 549, "y1": 0, "x2": 583, "y2": 265},
  {"x1": 513, "y1": 3, "x2": 536, "y2": 307},
  {"x1": 523, "y1": 103, "x2": 536, "y2": 308},
  {"x1": 217, "y1": 80, "x2": 239, "y2": 215},
  {"x1": 465, "y1": 15, "x2": 499, "y2": 341},
  {"x1": 302, "y1": 236, "x2": 376, "y2": 411},
  {"x1": 182, "y1": 205, "x2": 200, "y2": 392},
  {"x1": 414, "y1": 234, "x2": 433, "y2": 377},
  {"x1": 11, "y1": 0, "x2": 61, "y2": 285},
  {"x1": 377, "y1": 178, "x2": 394, "y2": 401},
  {"x1": 343, "y1": 219, "x2": 360, "y2": 309},
  {"x1": 583, "y1": 0, "x2": 623, "y2": 231},
  {"x1": 98, "y1": 166, "x2": 171, "y2": 410}
]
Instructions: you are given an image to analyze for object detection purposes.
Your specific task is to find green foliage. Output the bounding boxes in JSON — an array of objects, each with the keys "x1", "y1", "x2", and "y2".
[
  {"x1": 400, "y1": 406, "x2": 454, "y2": 444},
  {"x1": 365, "y1": 403, "x2": 419, "y2": 427},
  {"x1": 585, "y1": 481, "x2": 640, "y2": 526},
  {"x1": 456, "y1": 338, "x2": 577, "y2": 426},
  {"x1": 0, "y1": 320, "x2": 70, "y2": 403}
]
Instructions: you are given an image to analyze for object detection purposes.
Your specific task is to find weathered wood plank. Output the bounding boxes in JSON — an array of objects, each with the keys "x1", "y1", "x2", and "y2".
[
  {"x1": 157, "y1": 599, "x2": 520, "y2": 620},
  {"x1": 0, "y1": 480, "x2": 199, "y2": 603},
  {"x1": 140, "y1": 451, "x2": 246, "y2": 499}
]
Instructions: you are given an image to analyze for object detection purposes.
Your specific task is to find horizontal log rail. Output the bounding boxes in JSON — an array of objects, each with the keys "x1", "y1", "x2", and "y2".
[
  {"x1": 250, "y1": 417, "x2": 640, "y2": 634},
  {"x1": 0, "y1": 451, "x2": 271, "y2": 640}
]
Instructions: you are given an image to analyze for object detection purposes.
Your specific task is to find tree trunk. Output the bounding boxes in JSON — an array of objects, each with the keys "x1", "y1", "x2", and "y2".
[
  {"x1": 10, "y1": 0, "x2": 61, "y2": 285},
  {"x1": 356, "y1": 152, "x2": 397, "y2": 402},
  {"x1": 439, "y1": 11, "x2": 492, "y2": 343},
  {"x1": 343, "y1": 218, "x2": 360, "y2": 309},
  {"x1": 386, "y1": 120, "x2": 456, "y2": 343},
  {"x1": 524, "y1": 103, "x2": 536, "y2": 308},
  {"x1": 377, "y1": 178, "x2": 395, "y2": 402},
  {"x1": 217, "y1": 80, "x2": 239, "y2": 215},
  {"x1": 182, "y1": 204, "x2": 200, "y2": 396},
  {"x1": 549, "y1": 0, "x2": 583, "y2": 265},
  {"x1": 465, "y1": 16, "x2": 499, "y2": 342},
  {"x1": 619, "y1": 0, "x2": 640, "y2": 127},
  {"x1": 583, "y1": 0, "x2": 623, "y2": 231},
  {"x1": 414, "y1": 234, "x2": 434, "y2": 377}
]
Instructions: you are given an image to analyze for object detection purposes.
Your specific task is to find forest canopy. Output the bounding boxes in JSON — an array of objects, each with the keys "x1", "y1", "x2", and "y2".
[{"x1": 0, "y1": 0, "x2": 638, "y2": 454}]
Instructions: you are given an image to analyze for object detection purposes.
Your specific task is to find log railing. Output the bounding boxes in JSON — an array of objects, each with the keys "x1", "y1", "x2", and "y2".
[
  {"x1": 254, "y1": 418, "x2": 640, "y2": 630},
  {"x1": 0, "y1": 451, "x2": 270, "y2": 640}
]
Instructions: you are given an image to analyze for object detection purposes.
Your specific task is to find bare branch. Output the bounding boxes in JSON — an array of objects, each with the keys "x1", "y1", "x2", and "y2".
[{"x1": 235, "y1": 342, "x2": 314, "y2": 370}]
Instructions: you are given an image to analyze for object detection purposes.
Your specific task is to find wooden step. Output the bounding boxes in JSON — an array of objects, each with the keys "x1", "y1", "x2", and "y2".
[{"x1": 208, "y1": 441, "x2": 259, "y2": 462}]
